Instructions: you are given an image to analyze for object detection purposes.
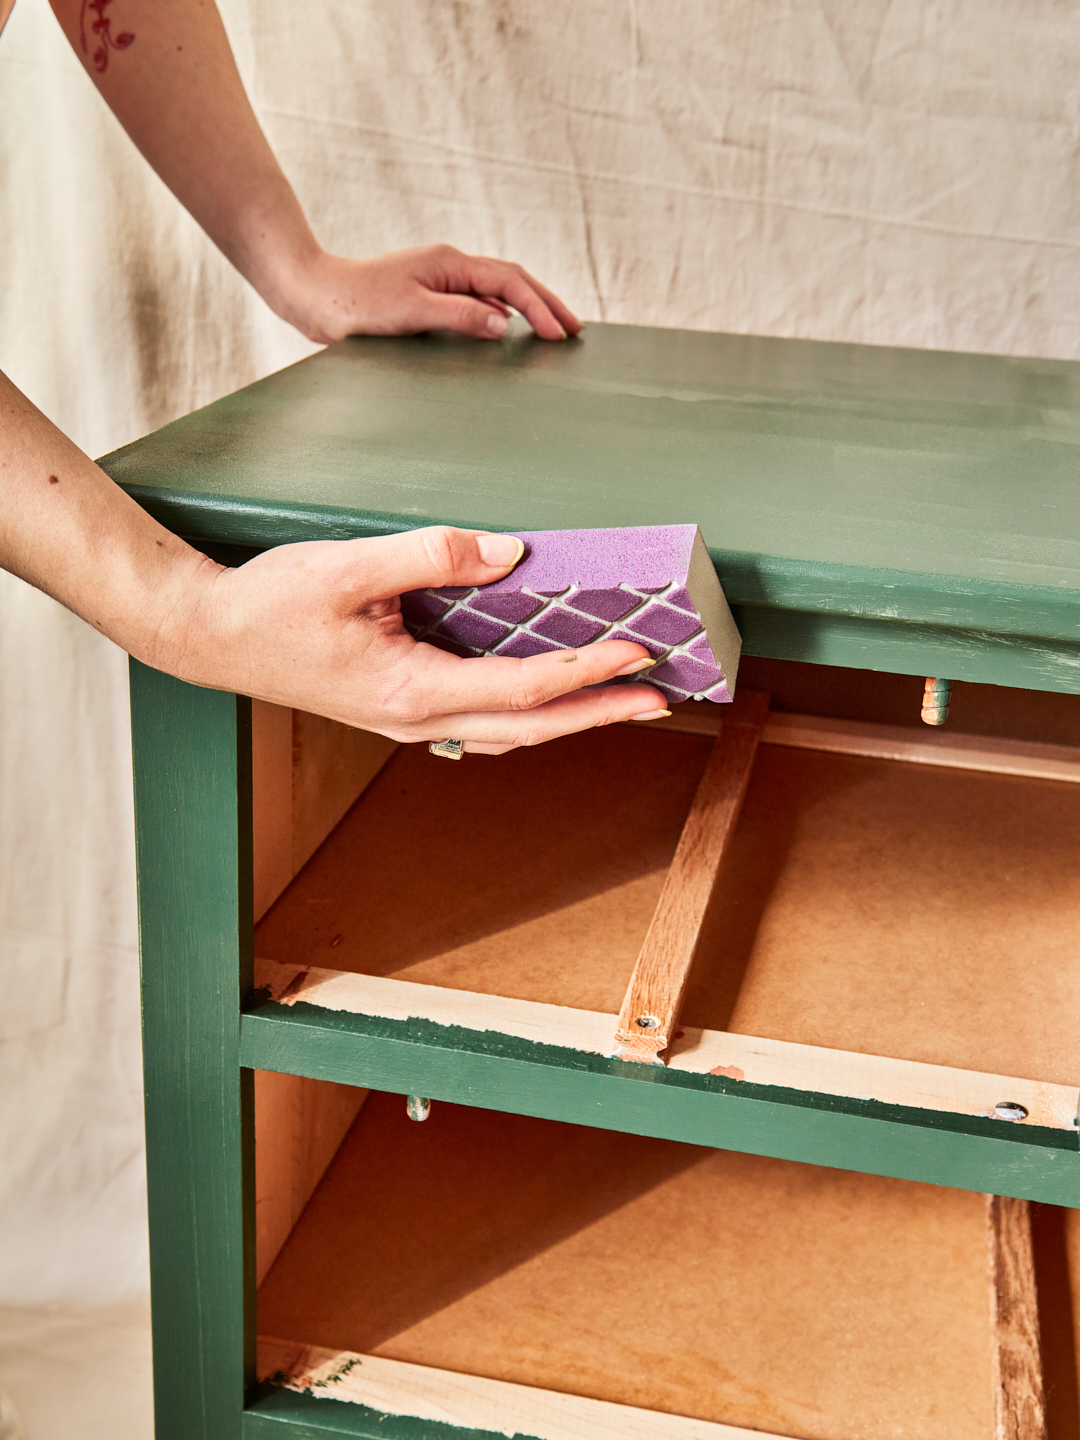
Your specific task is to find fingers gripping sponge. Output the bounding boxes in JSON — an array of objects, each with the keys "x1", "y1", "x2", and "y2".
[{"x1": 401, "y1": 525, "x2": 741, "y2": 704}]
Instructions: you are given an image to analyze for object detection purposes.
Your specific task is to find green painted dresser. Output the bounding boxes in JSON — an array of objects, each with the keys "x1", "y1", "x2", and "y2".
[{"x1": 103, "y1": 322, "x2": 1080, "y2": 1439}]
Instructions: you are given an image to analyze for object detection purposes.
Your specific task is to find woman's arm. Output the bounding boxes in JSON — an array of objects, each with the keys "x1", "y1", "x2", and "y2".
[
  {"x1": 1, "y1": 371, "x2": 662, "y2": 750},
  {"x1": 47, "y1": 0, "x2": 580, "y2": 344}
]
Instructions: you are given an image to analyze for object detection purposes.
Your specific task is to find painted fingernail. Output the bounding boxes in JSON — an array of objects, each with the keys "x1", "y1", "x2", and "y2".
[
  {"x1": 476, "y1": 533, "x2": 524, "y2": 567},
  {"x1": 614, "y1": 658, "x2": 654, "y2": 676},
  {"x1": 486, "y1": 313, "x2": 509, "y2": 337},
  {"x1": 629, "y1": 709, "x2": 671, "y2": 721}
]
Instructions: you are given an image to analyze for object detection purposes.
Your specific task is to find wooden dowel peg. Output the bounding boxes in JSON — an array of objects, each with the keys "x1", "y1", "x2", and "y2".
[
  {"x1": 986, "y1": 1193, "x2": 1046, "y2": 1440},
  {"x1": 613, "y1": 690, "x2": 770, "y2": 1064},
  {"x1": 921, "y1": 677, "x2": 951, "y2": 726},
  {"x1": 406, "y1": 1096, "x2": 431, "y2": 1122}
]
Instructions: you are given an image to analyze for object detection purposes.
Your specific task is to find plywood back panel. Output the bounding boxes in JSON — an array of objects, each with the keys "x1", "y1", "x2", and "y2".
[
  {"x1": 256, "y1": 727, "x2": 714, "y2": 1012},
  {"x1": 255, "y1": 719, "x2": 1080, "y2": 1087},
  {"x1": 258, "y1": 1094, "x2": 996, "y2": 1440},
  {"x1": 681, "y1": 745, "x2": 1080, "y2": 1086}
]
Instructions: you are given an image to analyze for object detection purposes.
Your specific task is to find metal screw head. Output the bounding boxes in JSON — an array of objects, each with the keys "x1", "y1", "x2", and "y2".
[
  {"x1": 635, "y1": 1015, "x2": 661, "y2": 1030},
  {"x1": 992, "y1": 1101, "x2": 1028, "y2": 1122}
]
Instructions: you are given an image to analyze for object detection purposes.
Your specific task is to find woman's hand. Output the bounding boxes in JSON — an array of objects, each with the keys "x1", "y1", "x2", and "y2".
[
  {"x1": 3, "y1": 375, "x2": 664, "y2": 751},
  {"x1": 48, "y1": 0, "x2": 581, "y2": 346},
  {"x1": 266, "y1": 244, "x2": 581, "y2": 346},
  {"x1": 169, "y1": 527, "x2": 664, "y2": 754}
]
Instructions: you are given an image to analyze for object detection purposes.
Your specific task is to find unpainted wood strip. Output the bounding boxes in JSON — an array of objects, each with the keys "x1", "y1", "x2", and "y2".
[
  {"x1": 665, "y1": 1028, "x2": 1077, "y2": 1133},
  {"x1": 614, "y1": 691, "x2": 770, "y2": 1062},
  {"x1": 257, "y1": 1337, "x2": 785, "y2": 1439},
  {"x1": 251, "y1": 703, "x2": 399, "y2": 924},
  {"x1": 290, "y1": 711, "x2": 398, "y2": 876},
  {"x1": 633, "y1": 708, "x2": 1080, "y2": 784},
  {"x1": 252, "y1": 700, "x2": 294, "y2": 922},
  {"x1": 253, "y1": 960, "x2": 1079, "y2": 1131},
  {"x1": 986, "y1": 1194, "x2": 1047, "y2": 1440},
  {"x1": 253, "y1": 1070, "x2": 369, "y2": 1285}
]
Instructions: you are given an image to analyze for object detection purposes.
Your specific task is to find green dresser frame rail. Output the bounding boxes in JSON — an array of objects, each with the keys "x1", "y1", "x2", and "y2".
[{"x1": 120, "y1": 324, "x2": 1080, "y2": 1439}]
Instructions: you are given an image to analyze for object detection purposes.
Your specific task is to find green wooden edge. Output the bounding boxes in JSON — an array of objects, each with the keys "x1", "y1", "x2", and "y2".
[
  {"x1": 737, "y1": 606, "x2": 1080, "y2": 692},
  {"x1": 245, "y1": 1384, "x2": 539, "y2": 1440},
  {"x1": 118, "y1": 482, "x2": 1080, "y2": 646},
  {"x1": 118, "y1": 484, "x2": 1080, "y2": 693},
  {"x1": 240, "y1": 1004, "x2": 1080, "y2": 1206},
  {"x1": 131, "y1": 662, "x2": 255, "y2": 1440}
]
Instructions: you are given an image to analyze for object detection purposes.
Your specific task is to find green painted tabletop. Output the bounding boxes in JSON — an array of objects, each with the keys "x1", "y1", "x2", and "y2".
[{"x1": 102, "y1": 321, "x2": 1080, "y2": 689}]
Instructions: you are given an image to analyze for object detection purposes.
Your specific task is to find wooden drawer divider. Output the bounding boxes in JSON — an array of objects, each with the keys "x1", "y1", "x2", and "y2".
[
  {"x1": 988, "y1": 1194, "x2": 1047, "y2": 1440},
  {"x1": 612, "y1": 690, "x2": 770, "y2": 1064}
]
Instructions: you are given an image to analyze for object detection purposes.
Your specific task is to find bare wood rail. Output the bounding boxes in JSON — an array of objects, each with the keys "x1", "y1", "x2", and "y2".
[
  {"x1": 612, "y1": 690, "x2": 770, "y2": 1064},
  {"x1": 987, "y1": 1194, "x2": 1046, "y2": 1440}
]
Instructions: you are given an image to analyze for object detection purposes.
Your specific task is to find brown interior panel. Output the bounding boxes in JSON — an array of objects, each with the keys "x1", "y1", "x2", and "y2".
[
  {"x1": 258, "y1": 1093, "x2": 997, "y2": 1440},
  {"x1": 256, "y1": 705, "x2": 1080, "y2": 1085},
  {"x1": 682, "y1": 745, "x2": 1080, "y2": 1084},
  {"x1": 256, "y1": 726, "x2": 713, "y2": 1013}
]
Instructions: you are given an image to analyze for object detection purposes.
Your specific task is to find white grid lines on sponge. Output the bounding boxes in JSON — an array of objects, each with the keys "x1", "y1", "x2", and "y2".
[{"x1": 400, "y1": 582, "x2": 729, "y2": 702}]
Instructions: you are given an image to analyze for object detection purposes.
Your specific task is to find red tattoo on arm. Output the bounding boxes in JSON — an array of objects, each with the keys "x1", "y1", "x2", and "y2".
[{"x1": 79, "y1": 0, "x2": 134, "y2": 73}]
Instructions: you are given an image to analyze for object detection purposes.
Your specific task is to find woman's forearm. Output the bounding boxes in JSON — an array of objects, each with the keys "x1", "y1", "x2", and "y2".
[
  {"x1": 0, "y1": 369, "x2": 218, "y2": 668},
  {"x1": 47, "y1": 0, "x2": 315, "y2": 318},
  {"x1": 47, "y1": 0, "x2": 580, "y2": 342},
  {"x1": 1, "y1": 370, "x2": 661, "y2": 744}
]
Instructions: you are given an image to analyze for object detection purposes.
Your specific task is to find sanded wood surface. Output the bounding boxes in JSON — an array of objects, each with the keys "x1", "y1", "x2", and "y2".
[
  {"x1": 257, "y1": 1337, "x2": 781, "y2": 1439},
  {"x1": 988, "y1": 1195, "x2": 1047, "y2": 1440},
  {"x1": 613, "y1": 691, "x2": 770, "y2": 1062},
  {"x1": 102, "y1": 324, "x2": 1080, "y2": 699},
  {"x1": 253, "y1": 958, "x2": 1079, "y2": 1133},
  {"x1": 258, "y1": 1093, "x2": 996, "y2": 1439}
]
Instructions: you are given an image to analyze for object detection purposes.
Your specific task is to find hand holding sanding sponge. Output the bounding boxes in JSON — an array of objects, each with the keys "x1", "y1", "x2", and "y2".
[{"x1": 401, "y1": 524, "x2": 740, "y2": 705}]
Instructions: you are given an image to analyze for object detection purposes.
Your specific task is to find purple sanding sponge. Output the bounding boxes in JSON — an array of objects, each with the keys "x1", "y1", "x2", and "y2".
[{"x1": 401, "y1": 525, "x2": 741, "y2": 703}]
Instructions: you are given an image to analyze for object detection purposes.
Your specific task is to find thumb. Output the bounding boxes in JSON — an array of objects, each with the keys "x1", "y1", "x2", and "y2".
[
  {"x1": 419, "y1": 291, "x2": 511, "y2": 339},
  {"x1": 344, "y1": 526, "x2": 525, "y2": 602}
]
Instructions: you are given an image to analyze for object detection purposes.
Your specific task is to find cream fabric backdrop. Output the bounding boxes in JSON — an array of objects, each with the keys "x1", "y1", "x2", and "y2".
[{"x1": 1, "y1": 0, "x2": 1078, "y2": 1302}]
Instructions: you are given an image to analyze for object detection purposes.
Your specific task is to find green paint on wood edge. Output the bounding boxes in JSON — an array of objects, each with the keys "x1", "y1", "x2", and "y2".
[
  {"x1": 240, "y1": 1003, "x2": 1080, "y2": 1206},
  {"x1": 244, "y1": 1000, "x2": 1073, "y2": 1151},
  {"x1": 245, "y1": 1382, "x2": 542, "y2": 1439}
]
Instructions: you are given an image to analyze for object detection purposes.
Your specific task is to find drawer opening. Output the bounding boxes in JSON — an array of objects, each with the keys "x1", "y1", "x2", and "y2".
[
  {"x1": 251, "y1": 682, "x2": 1080, "y2": 1142},
  {"x1": 253, "y1": 1089, "x2": 1073, "y2": 1439}
]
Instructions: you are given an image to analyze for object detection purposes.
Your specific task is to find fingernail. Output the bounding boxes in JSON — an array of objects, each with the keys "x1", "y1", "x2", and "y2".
[
  {"x1": 477, "y1": 533, "x2": 524, "y2": 568},
  {"x1": 486, "y1": 313, "x2": 509, "y2": 337},
  {"x1": 615, "y1": 658, "x2": 654, "y2": 676},
  {"x1": 629, "y1": 709, "x2": 671, "y2": 722}
]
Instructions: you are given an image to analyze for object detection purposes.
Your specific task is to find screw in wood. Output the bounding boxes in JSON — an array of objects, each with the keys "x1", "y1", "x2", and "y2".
[
  {"x1": 406, "y1": 1095, "x2": 431, "y2": 1122},
  {"x1": 992, "y1": 1101, "x2": 1029, "y2": 1122},
  {"x1": 635, "y1": 1015, "x2": 661, "y2": 1029},
  {"x1": 921, "y1": 677, "x2": 951, "y2": 726}
]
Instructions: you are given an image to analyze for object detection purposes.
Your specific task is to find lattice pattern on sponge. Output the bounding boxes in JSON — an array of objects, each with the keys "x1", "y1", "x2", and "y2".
[{"x1": 401, "y1": 525, "x2": 741, "y2": 704}]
